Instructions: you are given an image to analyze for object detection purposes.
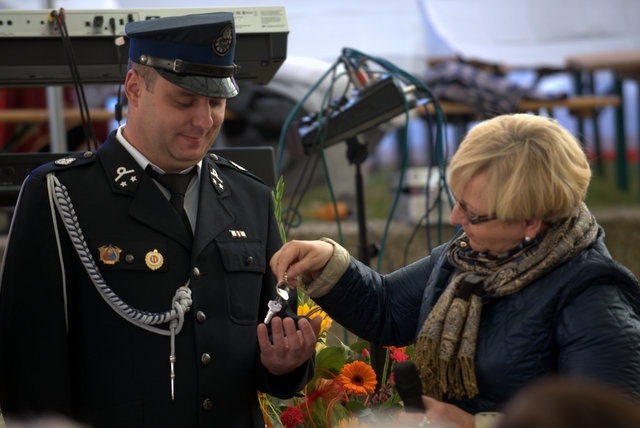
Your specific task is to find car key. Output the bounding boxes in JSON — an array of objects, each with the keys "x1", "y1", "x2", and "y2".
[
  {"x1": 264, "y1": 274, "x2": 291, "y2": 324},
  {"x1": 264, "y1": 298, "x2": 284, "y2": 324}
]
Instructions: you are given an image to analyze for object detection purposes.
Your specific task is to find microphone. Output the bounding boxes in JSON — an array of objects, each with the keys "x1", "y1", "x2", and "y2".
[{"x1": 394, "y1": 361, "x2": 426, "y2": 412}]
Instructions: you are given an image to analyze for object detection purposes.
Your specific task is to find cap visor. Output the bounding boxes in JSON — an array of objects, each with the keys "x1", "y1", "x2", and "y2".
[{"x1": 156, "y1": 70, "x2": 239, "y2": 98}]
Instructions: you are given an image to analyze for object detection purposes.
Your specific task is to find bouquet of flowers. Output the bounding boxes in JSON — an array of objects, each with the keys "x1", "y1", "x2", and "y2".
[
  {"x1": 266, "y1": 178, "x2": 412, "y2": 427},
  {"x1": 260, "y1": 299, "x2": 413, "y2": 427}
]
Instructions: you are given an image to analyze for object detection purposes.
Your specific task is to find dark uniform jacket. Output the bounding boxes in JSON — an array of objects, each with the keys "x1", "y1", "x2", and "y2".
[
  {"x1": 314, "y1": 229, "x2": 640, "y2": 413},
  {"x1": 0, "y1": 133, "x2": 313, "y2": 427}
]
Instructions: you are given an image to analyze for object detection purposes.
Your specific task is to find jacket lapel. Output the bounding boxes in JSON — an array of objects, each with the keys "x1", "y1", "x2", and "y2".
[
  {"x1": 193, "y1": 155, "x2": 234, "y2": 256},
  {"x1": 129, "y1": 176, "x2": 194, "y2": 248},
  {"x1": 99, "y1": 135, "x2": 193, "y2": 248}
]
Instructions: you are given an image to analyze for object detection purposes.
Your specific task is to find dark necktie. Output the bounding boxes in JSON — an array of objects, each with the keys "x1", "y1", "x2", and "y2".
[{"x1": 147, "y1": 166, "x2": 197, "y2": 233}]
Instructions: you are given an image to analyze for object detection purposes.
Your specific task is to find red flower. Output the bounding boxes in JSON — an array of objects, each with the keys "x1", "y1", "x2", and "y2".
[
  {"x1": 388, "y1": 346, "x2": 408, "y2": 362},
  {"x1": 280, "y1": 406, "x2": 305, "y2": 428}
]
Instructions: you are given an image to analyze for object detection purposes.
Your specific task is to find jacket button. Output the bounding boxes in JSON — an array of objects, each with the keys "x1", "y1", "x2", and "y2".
[
  {"x1": 125, "y1": 254, "x2": 135, "y2": 264},
  {"x1": 202, "y1": 398, "x2": 213, "y2": 411},
  {"x1": 196, "y1": 311, "x2": 207, "y2": 323},
  {"x1": 245, "y1": 256, "x2": 254, "y2": 265},
  {"x1": 201, "y1": 353, "x2": 212, "y2": 366},
  {"x1": 192, "y1": 267, "x2": 201, "y2": 279}
]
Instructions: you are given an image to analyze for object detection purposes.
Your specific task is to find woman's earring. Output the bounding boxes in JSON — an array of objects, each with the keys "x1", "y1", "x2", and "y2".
[{"x1": 524, "y1": 236, "x2": 532, "y2": 243}]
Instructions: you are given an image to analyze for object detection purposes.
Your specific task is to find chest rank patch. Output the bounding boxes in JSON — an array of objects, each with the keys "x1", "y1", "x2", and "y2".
[{"x1": 98, "y1": 245, "x2": 122, "y2": 265}]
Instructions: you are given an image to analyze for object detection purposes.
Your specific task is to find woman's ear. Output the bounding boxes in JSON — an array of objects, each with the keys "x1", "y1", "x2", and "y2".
[{"x1": 524, "y1": 218, "x2": 545, "y2": 239}]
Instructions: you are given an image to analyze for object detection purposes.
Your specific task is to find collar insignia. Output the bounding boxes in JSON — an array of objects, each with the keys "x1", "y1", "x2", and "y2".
[
  {"x1": 209, "y1": 165, "x2": 224, "y2": 193},
  {"x1": 114, "y1": 166, "x2": 138, "y2": 189}
]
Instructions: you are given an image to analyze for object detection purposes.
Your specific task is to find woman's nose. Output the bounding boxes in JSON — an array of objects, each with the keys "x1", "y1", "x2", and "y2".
[{"x1": 449, "y1": 202, "x2": 466, "y2": 225}]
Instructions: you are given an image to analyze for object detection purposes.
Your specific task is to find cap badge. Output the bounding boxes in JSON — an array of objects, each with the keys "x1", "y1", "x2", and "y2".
[
  {"x1": 145, "y1": 249, "x2": 164, "y2": 271},
  {"x1": 213, "y1": 24, "x2": 233, "y2": 56},
  {"x1": 98, "y1": 244, "x2": 122, "y2": 265}
]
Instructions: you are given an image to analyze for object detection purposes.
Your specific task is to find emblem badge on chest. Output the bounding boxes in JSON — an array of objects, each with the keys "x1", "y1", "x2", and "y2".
[
  {"x1": 98, "y1": 245, "x2": 122, "y2": 265},
  {"x1": 145, "y1": 249, "x2": 165, "y2": 270}
]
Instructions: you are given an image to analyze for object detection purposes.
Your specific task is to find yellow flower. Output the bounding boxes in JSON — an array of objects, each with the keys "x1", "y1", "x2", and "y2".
[
  {"x1": 339, "y1": 360, "x2": 377, "y2": 396},
  {"x1": 298, "y1": 302, "x2": 333, "y2": 336},
  {"x1": 336, "y1": 416, "x2": 368, "y2": 427}
]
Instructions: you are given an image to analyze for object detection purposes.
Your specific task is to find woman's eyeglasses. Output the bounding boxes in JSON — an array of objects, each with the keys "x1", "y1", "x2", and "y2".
[{"x1": 456, "y1": 200, "x2": 497, "y2": 225}]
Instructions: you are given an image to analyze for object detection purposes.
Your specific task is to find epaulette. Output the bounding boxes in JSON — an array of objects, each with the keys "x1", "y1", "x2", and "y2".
[
  {"x1": 36, "y1": 151, "x2": 97, "y2": 174},
  {"x1": 207, "y1": 152, "x2": 264, "y2": 184},
  {"x1": 29, "y1": 151, "x2": 97, "y2": 181}
]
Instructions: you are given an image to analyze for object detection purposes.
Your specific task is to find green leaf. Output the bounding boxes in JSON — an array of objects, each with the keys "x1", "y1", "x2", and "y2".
[
  {"x1": 344, "y1": 400, "x2": 367, "y2": 413},
  {"x1": 315, "y1": 346, "x2": 349, "y2": 375},
  {"x1": 349, "y1": 339, "x2": 370, "y2": 355},
  {"x1": 271, "y1": 175, "x2": 287, "y2": 244}
]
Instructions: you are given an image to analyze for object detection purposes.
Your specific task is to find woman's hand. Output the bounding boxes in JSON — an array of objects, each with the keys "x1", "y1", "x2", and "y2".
[
  {"x1": 395, "y1": 396, "x2": 475, "y2": 428},
  {"x1": 270, "y1": 239, "x2": 335, "y2": 286}
]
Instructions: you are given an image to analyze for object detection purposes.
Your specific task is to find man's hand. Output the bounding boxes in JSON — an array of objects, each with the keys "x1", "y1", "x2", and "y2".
[{"x1": 257, "y1": 316, "x2": 322, "y2": 375}]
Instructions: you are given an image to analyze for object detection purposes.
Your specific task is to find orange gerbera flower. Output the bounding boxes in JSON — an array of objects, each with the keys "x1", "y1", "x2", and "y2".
[{"x1": 339, "y1": 360, "x2": 377, "y2": 396}]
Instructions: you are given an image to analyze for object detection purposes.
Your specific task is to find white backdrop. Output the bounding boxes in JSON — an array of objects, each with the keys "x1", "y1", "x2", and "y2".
[
  {"x1": 420, "y1": 0, "x2": 640, "y2": 68},
  {"x1": 1, "y1": 0, "x2": 430, "y2": 75}
]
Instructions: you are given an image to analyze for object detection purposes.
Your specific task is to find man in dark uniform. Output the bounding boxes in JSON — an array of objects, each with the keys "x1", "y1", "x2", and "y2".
[{"x1": 0, "y1": 12, "x2": 320, "y2": 428}]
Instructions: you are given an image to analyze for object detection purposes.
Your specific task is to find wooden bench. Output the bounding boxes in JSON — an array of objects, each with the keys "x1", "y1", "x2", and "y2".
[
  {"x1": 422, "y1": 95, "x2": 621, "y2": 174},
  {"x1": 428, "y1": 94, "x2": 621, "y2": 118},
  {"x1": 0, "y1": 108, "x2": 122, "y2": 124}
]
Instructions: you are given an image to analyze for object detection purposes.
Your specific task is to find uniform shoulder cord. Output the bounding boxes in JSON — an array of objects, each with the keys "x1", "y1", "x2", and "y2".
[{"x1": 46, "y1": 172, "x2": 191, "y2": 399}]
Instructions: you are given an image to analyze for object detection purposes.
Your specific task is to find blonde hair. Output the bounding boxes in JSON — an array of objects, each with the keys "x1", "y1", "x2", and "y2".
[{"x1": 448, "y1": 114, "x2": 591, "y2": 222}]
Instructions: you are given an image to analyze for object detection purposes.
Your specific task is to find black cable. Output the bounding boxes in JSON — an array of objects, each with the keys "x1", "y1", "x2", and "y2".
[
  {"x1": 54, "y1": 9, "x2": 98, "y2": 151},
  {"x1": 281, "y1": 66, "x2": 352, "y2": 234},
  {"x1": 109, "y1": 17, "x2": 125, "y2": 125}
]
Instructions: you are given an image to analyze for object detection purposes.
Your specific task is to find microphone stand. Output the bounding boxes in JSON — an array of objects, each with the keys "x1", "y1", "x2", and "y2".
[
  {"x1": 345, "y1": 137, "x2": 372, "y2": 264},
  {"x1": 345, "y1": 136, "x2": 387, "y2": 387}
]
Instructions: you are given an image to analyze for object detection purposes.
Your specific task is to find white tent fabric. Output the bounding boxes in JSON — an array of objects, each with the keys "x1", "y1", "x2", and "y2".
[{"x1": 420, "y1": 0, "x2": 640, "y2": 68}]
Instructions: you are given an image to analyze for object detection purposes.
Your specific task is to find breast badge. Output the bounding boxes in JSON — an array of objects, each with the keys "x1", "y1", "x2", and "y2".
[
  {"x1": 98, "y1": 245, "x2": 122, "y2": 265},
  {"x1": 145, "y1": 249, "x2": 165, "y2": 271}
]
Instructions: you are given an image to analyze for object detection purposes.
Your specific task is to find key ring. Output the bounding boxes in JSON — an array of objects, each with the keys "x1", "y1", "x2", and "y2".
[
  {"x1": 274, "y1": 271, "x2": 308, "y2": 322},
  {"x1": 275, "y1": 271, "x2": 290, "y2": 301}
]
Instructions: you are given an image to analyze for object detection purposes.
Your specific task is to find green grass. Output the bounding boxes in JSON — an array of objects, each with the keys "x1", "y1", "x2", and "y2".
[{"x1": 585, "y1": 161, "x2": 639, "y2": 207}]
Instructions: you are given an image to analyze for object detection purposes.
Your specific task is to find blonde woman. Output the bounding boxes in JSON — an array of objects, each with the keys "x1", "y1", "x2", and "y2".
[{"x1": 270, "y1": 114, "x2": 640, "y2": 428}]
